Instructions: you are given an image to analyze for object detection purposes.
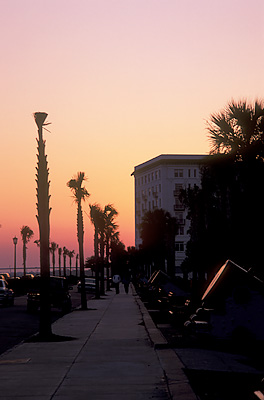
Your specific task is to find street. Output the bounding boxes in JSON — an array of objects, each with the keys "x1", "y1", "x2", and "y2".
[{"x1": 0, "y1": 286, "x2": 89, "y2": 356}]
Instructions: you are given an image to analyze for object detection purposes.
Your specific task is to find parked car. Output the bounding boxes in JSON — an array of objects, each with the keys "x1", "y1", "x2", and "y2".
[
  {"x1": 0, "y1": 273, "x2": 10, "y2": 282},
  {"x1": 21, "y1": 274, "x2": 35, "y2": 280},
  {"x1": 77, "y1": 277, "x2": 96, "y2": 293},
  {"x1": 27, "y1": 276, "x2": 72, "y2": 313},
  {"x1": 0, "y1": 279, "x2": 14, "y2": 306}
]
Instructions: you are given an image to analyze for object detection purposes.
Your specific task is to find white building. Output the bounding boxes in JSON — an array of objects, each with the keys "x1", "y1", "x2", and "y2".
[{"x1": 132, "y1": 154, "x2": 207, "y2": 275}]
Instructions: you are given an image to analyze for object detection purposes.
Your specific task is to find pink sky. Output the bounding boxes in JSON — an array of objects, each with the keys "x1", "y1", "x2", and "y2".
[{"x1": 0, "y1": 0, "x2": 263, "y2": 273}]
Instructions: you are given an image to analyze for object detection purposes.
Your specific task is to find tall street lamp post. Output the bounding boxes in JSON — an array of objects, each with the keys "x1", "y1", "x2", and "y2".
[{"x1": 12, "y1": 236, "x2": 18, "y2": 279}]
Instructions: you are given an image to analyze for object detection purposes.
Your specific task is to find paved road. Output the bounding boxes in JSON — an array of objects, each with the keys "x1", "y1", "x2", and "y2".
[{"x1": 0, "y1": 286, "x2": 90, "y2": 355}]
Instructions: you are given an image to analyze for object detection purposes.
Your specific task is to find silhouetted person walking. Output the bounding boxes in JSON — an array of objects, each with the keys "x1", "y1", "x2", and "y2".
[{"x1": 122, "y1": 275, "x2": 130, "y2": 294}]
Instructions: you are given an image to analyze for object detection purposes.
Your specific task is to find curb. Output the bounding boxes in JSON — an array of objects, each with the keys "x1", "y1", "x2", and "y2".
[
  {"x1": 133, "y1": 292, "x2": 168, "y2": 349},
  {"x1": 133, "y1": 286, "x2": 198, "y2": 400}
]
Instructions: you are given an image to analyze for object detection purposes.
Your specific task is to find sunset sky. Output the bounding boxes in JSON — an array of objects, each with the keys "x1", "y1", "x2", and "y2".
[{"x1": 0, "y1": 0, "x2": 263, "y2": 273}]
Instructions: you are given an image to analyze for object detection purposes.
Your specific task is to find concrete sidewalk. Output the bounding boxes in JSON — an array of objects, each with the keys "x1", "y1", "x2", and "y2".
[{"x1": 0, "y1": 285, "x2": 197, "y2": 400}]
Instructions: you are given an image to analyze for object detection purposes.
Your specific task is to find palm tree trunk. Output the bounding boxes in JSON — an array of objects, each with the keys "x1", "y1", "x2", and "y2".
[
  {"x1": 59, "y1": 250, "x2": 61, "y2": 277},
  {"x1": 78, "y1": 203, "x2": 87, "y2": 310},
  {"x1": 23, "y1": 243, "x2": 26, "y2": 276},
  {"x1": 63, "y1": 255, "x2": 66, "y2": 277},
  {"x1": 94, "y1": 228, "x2": 100, "y2": 299},
  {"x1": 52, "y1": 252, "x2": 55, "y2": 276},
  {"x1": 99, "y1": 235, "x2": 105, "y2": 295},
  {"x1": 75, "y1": 254, "x2": 79, "y2": 277},
  {"x1": 35, "y1": 112, "x2": 52, "y2": 338},
  {"x1": 105, "y1": 236, "x2": 111, "y2": 291}
]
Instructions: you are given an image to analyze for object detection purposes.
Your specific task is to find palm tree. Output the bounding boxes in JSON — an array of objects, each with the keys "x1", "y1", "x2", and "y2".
[
  {"x1": 67, "y1": 172, "x2": 90, "y2": 310},
  {"x1": 63, "y1": 247, "x2": 69, "y2": 277},
  {"x1": 104, "y1": 204, "x2": 118, "y2": 290},
  {"x1": 205, "y1": 99, "x2": 264, "y2": 272},
  {"x1": 97, "y1": 210, "x2": 106, "y2": 296},
  {"x1": 207, "y1": 99, "x2": 264, "y2": 161},
  {"x1": 75, "y1": 253, "x2": 79, "y2": 277},
  {"x1": 34, "y1": 111, "x2": 52, "y2": 338},
  {"x1": 58, "y1": 247, "x2": 62, "y2": 276},
  {"x1": 89, "y1": 204, "x2": 101, "y2": 259},
  {"x1": 89, "y1": 203, "x2": 104, "y2": 298},
  {"x1": 68, "y1": 250, "x2": 75, "y2": 276},
  {"x1": 20, "y1": 226, "x2": 34, "y2": 276},
  {"x1": 50, "y1": 242, "x2": 58, "y2": 276}
]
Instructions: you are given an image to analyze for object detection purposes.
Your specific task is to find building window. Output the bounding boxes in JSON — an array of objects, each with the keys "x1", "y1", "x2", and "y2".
[
  {"x1": 174, "y1": 169, "x2": 183, "y2": 178},
  {"x1": 175, "y1": 183, "x2": 183, "y2": 194},
  {"x1": 178, "y1": 226, "x2": 184, "y2": 235},
  {"x1": 175, "y1": 212, "x2": 184, "y2": 224},
  {"x1": 174, "y1": 184, "x2": 184, "y2": 210},
  {"x1": 188, "y1": 169, "x2": 191, "y2": 177},
  {"x1": 175, "y1": 242, "x2": 184, "y2": 252},
  {"x1": 194, "y1": 169, "x2": 197, "y2": 177},
  {"x1": 145, "y1": 176, "x2": 147, "y2": 184}
]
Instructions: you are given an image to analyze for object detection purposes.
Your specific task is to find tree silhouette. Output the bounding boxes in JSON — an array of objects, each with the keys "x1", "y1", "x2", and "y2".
[
  {"x1": 63, "y1": 246, "x2": 69, "y2": 277},
  {"x1": 67, "y1": 172, "x2": 90, "y2": 310},
  {"x1": 68, "y1": 250, "x2": 75, "y2": 276},
  {"x1": 20, "y1": 225, "x2": 34, "y2": 276},
  {"x1": 89, "y1": 204, "x2": 101, "y2": 260},
  {"x1": 89, "y1": 203, "x2": 119, "y2": 294},
  {"x1": 58, "y1": 247, "x2": 62, "y2": 276},
  {"x1": 140, "y1": 209, "x2": 178, "y2": 277},
  {"x1": 75, "y1": 253, "x2": 79, "y2": 277},
  {"x1": 49, "y1": 242, "x2": 58, "y2": 276},
  {"x1": 104, "y1": 204, "x2": 118, "y2": 290},
  {"x1": 207, "y1": 99, "x2": 264, "y2": 161},
  {"x1": 183, "y1": 99, "x2": 264, "y2": 278},
  {"x1": 34, "y1": 111, "x2": 52, "y2": 338},
  {"x1": 89, "y1": 203, "x2": 105, "y2": 297}
]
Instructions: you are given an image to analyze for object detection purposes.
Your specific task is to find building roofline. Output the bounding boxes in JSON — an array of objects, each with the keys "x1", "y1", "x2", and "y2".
[{"x1": 131, "y1": 154, "x2": 209, "y2": 176}]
